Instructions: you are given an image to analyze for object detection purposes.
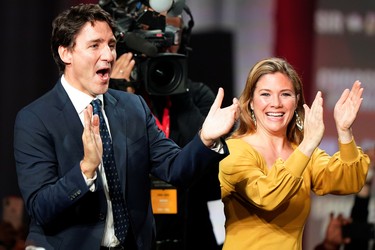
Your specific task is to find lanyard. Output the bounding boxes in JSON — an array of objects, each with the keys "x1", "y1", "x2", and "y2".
[{"x1": 154, "y1": 99, "x2": 171, "y2": 138}]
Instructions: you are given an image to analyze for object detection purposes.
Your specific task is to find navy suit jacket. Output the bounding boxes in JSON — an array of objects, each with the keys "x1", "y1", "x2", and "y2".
[{"x1": 14, "y1": 80, "x2": 228, "y2": 250}]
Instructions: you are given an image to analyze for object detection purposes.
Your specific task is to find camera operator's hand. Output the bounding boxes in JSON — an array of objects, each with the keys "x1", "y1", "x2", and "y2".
[
  {"x1": 200, "y1": 88, "x2": 240, "y2": 147},
  {"x1": 111, "y1": 52, "x2": 135, "y2": 82}
]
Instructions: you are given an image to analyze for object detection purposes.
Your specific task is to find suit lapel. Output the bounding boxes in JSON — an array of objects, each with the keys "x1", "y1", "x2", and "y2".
[{"x1": 53, "y1": 81, "x2": 85, "y2": 152}]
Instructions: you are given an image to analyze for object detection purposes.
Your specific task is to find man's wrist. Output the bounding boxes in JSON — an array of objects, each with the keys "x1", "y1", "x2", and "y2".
[
  {"x1": 80, "y1": 160, "x2": 96, "y2": 179},
  {"x1": 198, "y1": 129, "x2": 215, "y2": 147}
]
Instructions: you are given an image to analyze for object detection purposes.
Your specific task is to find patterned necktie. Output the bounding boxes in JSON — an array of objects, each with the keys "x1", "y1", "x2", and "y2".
[{"x1": 91, "y1": 99, "x2": 129, "y2": 244}]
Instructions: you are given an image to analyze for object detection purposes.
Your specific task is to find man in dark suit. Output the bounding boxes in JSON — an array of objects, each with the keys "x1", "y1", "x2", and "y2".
[{"x1": 13, "y1": 4, "x2": 239, "y2": 250}]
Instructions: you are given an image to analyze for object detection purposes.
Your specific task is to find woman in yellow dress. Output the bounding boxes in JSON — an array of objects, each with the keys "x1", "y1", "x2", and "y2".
[{"x1": 219, "y1": 57, "x2": 370, "y2": 250}]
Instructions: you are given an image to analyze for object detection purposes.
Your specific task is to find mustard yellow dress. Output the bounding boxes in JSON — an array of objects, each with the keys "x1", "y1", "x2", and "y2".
[{"x1": 219, "y1": 138, "x2": 369, "y2": 250}]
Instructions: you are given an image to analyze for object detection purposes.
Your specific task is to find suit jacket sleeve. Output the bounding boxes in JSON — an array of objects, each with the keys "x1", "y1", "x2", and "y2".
[
  {"x1": 14, "y1": 95, "x2": 99, "y2": 227},
  {"x1": 121, "y1": 92, "x2": 228, "y2": 188}
]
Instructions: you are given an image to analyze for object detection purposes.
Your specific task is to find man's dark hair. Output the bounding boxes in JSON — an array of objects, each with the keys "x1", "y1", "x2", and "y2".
[{"x1": 51, "y1": 3, "x2": 117, "y2": 74}]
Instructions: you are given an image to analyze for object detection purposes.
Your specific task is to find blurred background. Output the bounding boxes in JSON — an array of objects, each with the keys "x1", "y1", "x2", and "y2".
[{"x1": 1, "y1": 0, "x2": 375, "y2": 249}]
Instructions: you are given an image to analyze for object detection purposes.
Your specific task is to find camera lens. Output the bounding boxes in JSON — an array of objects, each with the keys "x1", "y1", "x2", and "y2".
[
  {"x1": 144, "y1": 53, "x2": 188, "y2": 95},
  {"x1": 150, "y1": 60, "x2": 177, "y2": 87}
]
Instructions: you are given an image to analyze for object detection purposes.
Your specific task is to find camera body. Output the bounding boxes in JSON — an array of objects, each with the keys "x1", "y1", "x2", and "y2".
[{"x1": 99, "y1": 0, "x2": 189, "y2": 95}]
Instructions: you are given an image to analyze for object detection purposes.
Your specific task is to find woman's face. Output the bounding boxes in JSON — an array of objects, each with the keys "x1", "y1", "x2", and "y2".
[{"x1": 250, "y1": 72, "x2": 298, "y2": 136}]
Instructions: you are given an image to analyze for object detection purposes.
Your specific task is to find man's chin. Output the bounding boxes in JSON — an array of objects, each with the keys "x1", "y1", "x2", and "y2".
[{"x1": 94, "y1": 83, "x2": 109, "y2": 95}]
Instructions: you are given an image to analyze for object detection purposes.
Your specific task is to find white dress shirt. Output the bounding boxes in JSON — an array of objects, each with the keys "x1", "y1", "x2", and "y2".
[{"x1": 61, "y1": 75, "x2": 121, "y2": 247}]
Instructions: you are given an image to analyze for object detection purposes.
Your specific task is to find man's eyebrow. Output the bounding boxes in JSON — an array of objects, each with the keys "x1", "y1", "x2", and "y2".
[
  {"x1": 87, "y1": 37, "x2": 116, "y2": 43},
  {"x1": 87, "y1": 38, "x2": 103, "y2": 43}
]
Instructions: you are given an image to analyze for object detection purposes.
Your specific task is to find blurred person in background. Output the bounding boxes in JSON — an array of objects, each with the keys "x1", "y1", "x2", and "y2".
[{"x1": 0, "y1": 196, "x2": 27, "y2": 250}]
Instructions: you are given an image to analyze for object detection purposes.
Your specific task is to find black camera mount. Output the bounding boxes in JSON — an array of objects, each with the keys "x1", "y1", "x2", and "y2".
[{"x1": 99, "y1": 0, "x2": 192, "y2": 95}]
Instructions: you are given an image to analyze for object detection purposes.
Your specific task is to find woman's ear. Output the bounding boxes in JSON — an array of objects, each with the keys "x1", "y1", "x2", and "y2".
[{"x1": 296, "y1": 94, "x2": 300, "y2": 109}]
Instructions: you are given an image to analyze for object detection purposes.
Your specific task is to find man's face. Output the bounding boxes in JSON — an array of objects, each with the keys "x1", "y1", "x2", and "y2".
[{"x1": 61, "y1": 21, "x2": 117, "y2": 97}]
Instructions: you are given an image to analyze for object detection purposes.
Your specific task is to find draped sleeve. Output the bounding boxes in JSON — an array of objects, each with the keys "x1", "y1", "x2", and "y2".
[
  {"x1": 219, "y1": 138, "x2": 370, "y2": 211},
  {"x1": 309, "y1": 139, "x2": 370, "y2": 195}
]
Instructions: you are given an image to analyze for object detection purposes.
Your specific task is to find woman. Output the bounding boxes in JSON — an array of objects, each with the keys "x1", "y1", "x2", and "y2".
[{"x1": 219, "y1": 57, "x2": 369, "y2": 250}]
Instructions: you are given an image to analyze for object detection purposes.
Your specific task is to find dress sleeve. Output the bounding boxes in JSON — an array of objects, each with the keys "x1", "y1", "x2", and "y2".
[
  {"x1": 310, "y1": 139, "x2": 369, "y2": 196},
  {"x1": 220, "y1": 139, "x2": 370, "y2": 211}
]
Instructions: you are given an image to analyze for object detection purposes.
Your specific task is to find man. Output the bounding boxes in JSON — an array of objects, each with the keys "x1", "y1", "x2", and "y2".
[{"x1": 13, "y1": 4, "x2": 239, "y2": 250}]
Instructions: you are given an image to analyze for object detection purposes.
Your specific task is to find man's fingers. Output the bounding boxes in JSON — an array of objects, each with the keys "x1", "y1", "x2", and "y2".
[
  {"x1": 92, "y1": 115, "x2": 100, "y2": 135},
  {"x1": 83, "y1": 105, "x2": 92, "y2": 129},
  {"x1": 232, "y1": 97, "x2": 240, "y2": 120},
  {"x1": 211, "y1": 87, "x2": 224, "y2": 110}
]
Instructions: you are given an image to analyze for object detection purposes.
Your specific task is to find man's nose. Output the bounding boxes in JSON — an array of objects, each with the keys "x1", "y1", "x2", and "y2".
[{"x1": 102, "y1": 45, "x2": 115, "y2": 62}]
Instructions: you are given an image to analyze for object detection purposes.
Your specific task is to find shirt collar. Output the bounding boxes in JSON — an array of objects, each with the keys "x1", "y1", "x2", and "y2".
[{"x1": 61, "y1": 75, "x2": 104, "y2": 114}]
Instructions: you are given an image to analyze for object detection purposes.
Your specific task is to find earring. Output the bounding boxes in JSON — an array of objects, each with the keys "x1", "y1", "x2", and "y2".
[
  {"x1": 251, "y1": 109, "x2": 257, "y2": 127},
  {"x1": 295, "y1": 111, "x2": 303, "y2": 131}
]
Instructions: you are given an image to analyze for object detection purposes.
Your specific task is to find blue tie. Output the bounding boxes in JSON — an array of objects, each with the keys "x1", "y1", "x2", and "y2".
[{"x1": 91, "y1": 99, "x2": 129, "y2": 244}]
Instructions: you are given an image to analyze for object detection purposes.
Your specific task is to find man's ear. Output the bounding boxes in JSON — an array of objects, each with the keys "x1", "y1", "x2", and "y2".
[{"x1": 58, "y1": 46, "x2": 72, "y2": 64}]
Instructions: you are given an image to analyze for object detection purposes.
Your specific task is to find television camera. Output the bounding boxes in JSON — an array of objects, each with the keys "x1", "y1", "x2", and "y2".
[{"x1": 99, "y1": 0, "x2": 194, "y2": 95}]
